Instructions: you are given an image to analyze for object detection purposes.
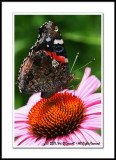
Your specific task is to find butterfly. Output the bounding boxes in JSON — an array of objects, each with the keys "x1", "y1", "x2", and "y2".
[{"x1": 17, "y1": 21, "x2": 75, "y2": 98}]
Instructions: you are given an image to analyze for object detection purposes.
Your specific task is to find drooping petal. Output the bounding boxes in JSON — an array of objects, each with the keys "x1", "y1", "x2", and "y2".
[
  {"x1": 79, "y1": 129, "x2": 101, "y2": 144},
  {"x1": 18, "y1": 137, "x2": 35, "y2": 146},
  {"x1": 14, "y1": 116, "x2": 28, "y2": 122},
  {"x1": 26, "y1": 137, "x2": 38, "y2": 146},
  {"x1": 14, "y1": 122, "x2": 29, "y2": 129},
  {"x1": 14, "y1": 105, "x2": 31, "y2": 116},
  {"x1": 64, "y1": 135, "x2": 74, "y2": 143},
  {"x1": 80, "y1": 115, "x2": 101, "y2": 130},
  {"x1": 33, "y1": 137, "x2": 46, "y2": 146},
  {"x1": 14, "y1": 134, "x2": 31, "y2": 146},
  {"x1": 68, "y1": 133, "x2": 80, "y2": 144},
  {"x1": 14, "y1": 129, "x2": 28, "y2": 138},
  {"x1": 83, "y1": 93, "x2": 101, "y2": 107},
  {"x1": 27, "y1": 93, "x2": 41, "y2": 108},
  {"x1": 15, "y1": 112, "x2": 28, "y2": 118},
  {"x1": 85, "y1": 104, "x2": 101, "y2": 115},
  {"x1": 74, "y1": 129, "x2": 88, "y2": 143}
]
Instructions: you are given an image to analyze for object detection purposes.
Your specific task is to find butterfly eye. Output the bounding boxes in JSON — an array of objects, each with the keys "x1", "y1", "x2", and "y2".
[{"x1": 52, "y1": 45, "x2": 64, "y2": 53}]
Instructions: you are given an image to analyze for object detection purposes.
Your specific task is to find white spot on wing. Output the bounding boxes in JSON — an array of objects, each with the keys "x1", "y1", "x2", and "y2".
[
  {"x1": 52, "y1": 59, "x2": 59, "y2": 67},
  {"x1": 46, "y1": 37, "x2": 51, "y2": 42},
  {"x1": 65, "y1": 58, "x2": 68, "y2": 63},
  {"x1": 54, "y1": 26, "x2": 58, "y2": 32},
  {"x1": 54, "y1": 39, "x2": 64, "y2": 44}
]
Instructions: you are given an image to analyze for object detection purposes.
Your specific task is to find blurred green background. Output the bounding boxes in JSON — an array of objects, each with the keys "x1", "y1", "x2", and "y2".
[{"x1": 15, "y1": 15, "x2": 101, "y2": 107}]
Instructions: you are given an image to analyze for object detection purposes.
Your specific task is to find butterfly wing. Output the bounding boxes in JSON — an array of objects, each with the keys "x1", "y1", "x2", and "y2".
[
  {"x1": 29, "y1": 21, "x2": 69, "y2": 70},
  {"x1": 17, "y1": 51, "x2": 53, "y2": 94},
  {"x1": 17, "y1": 21, "x2": 75, "y2": 98}
]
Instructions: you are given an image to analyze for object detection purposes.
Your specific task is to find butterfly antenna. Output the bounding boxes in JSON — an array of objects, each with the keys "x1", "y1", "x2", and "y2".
[
  {"x1": 76, "y1": 58, "x2": 95, "y2": 71},
  {"x1": 70, "y1": 52, "x2": 79, "y2": 73}
]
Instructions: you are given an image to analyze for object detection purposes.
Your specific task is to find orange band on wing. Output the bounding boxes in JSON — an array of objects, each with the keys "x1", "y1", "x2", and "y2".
[
  {"x1": 56, "y1": 55, "x2": 65, "y2": 64},
  {"x1": 43, "y1": 50, "x2": 66, "y2": 64}
]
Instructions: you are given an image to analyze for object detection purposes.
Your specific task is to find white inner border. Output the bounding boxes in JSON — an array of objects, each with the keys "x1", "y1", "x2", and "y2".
[{"x1": 2, "y1": 2, "x2": 114, "y2": 158}]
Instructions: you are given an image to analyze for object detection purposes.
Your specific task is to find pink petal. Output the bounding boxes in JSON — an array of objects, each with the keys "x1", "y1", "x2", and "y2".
[
  {"x1": 26, "y1": 137, "x2": 38, "y2": 146},
  {"x1": 53, "y1": 137, "x2": 60, "y2": 143},
  {"x1": 58, "y1": 89, "x2": 74, "y2": 96},
  {"x1": 52, "y1": 136, "x2": 66, "y2": 144},
  {"x1": 75, "y1": 75, "x2": 100, "y2": 99},
  {"x1": 81, "y1": 76, "x2": 100, "y2": 98},
  {"x1": 62, "y1": 89, "x2": 68, "y2": 93},
  {"x1": 60, "y1": 135, "x2": 74, "y2": 146},
  {"x1": 75, "y1": 67, "x2": 91, "y2": 96},
  {"x1": 79, "y1": 129, "x2": 101, "y2": 144},
  {"x1": 14, "y1": 116, "x2": 28, "y2": 121},
  {"x1": 34, "y1": 137, "x2": 46, "y2": 146},
  {"x1": 66, "y1": 90, "x2": 75, "y2": 95},
  {"x1": 15, "y1": 112, "x2": 28, "y2": 118},
  {"x1": 14, "y1": 93, "x2": 41, "y2": 118},
  {"x1": 14, "y1": 134, "x2": 31, "y2": 146},
  {"x1": 14, "y1": 121, "x2": 29, "y2": 128},
  {"x1": 83, "y1": 93, "x2": 101, "y2": 107},
  {"x1": 80, "y1": 117, "x2": 101, "y2": 129},
  {"x1": 27, "y1": 93, "x2": 41, "y2": 108},
  {"x1": 85, "y1": 104, "x2": 101, "y2": 115},
  {"x1": 14, "y1": 129, "x2": 28, "y2": 138},
  {"x1": 85, "y1": 114, "x2": 101, "y2": 123},
  {"x1": 19, "y1": 137, "x2": 34, "y2": 146},
  {"x1": 14, "y1": 105, "x2": 31, "y2": 115},
  {"x1": 81, "y1": 67, "x2": 91, "y2": 83},
  {"x1": 65, "y1": 134, "x2": 74, "y2": 143},
  {"x1": 68, "y1": 133, "x2": 80, "y2": 143},
  {"x1": 74, "y1": 129, "x2": 88, "y2": 143}
]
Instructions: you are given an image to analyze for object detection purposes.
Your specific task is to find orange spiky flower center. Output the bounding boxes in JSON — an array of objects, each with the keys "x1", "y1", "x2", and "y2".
[{"x1": 27, "y1": 92, "x2": 86, "y2": 139}]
